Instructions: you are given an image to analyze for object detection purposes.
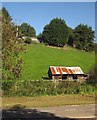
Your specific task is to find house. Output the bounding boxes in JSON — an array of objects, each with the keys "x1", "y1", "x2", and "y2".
[
  {"x1": 48, "y1": 66, "x2": 87, "y2": 81},
  {"x1": 31, "y1": 37, "x2": 40, "y2": 43}
]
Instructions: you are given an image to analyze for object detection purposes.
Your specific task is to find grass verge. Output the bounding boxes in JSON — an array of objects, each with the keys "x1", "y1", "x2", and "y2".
[{"x1": 2, "y1": 94, "x2": 95, "y2": 109}]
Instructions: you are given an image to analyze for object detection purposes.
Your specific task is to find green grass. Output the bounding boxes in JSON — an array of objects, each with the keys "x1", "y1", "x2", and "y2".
[{"x1": 20, "y1": 43, "x2": 95, "y2": 80}]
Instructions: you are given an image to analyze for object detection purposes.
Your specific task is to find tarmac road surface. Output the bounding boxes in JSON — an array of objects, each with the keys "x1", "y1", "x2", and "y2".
[
  {"x1": 37, "y1": 104, "x2": 97, "y2": 119},
  {"x1": 1, "y1": 104, "x2": 97, "y2": 120}
]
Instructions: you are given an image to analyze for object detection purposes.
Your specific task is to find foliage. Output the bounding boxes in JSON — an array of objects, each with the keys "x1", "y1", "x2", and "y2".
[
  {"x1": 67, "y1": 27, "x2": 74, "y2": 46},
  {"x1": 2, "y1": 7, "x2": 12, "y2": 23},
  {"x1": 2, "y1": 80, "x2": 96, "y2": 96},
  {"x1": 87, "y1": 43, "x2": 97, "y2": 83},
  {"x1": 73, "y1": 24, "x2": 95, "y2": 51},
  {"x1": 19, "y1": 23, "x2": 36, "y2": 37},
  {"x1": 79, "y1": 83, "x2": 95, "y2": 94},
  {"x1": 37, "y1": 33, "x2": 43, "y2": 43},
  {"x1": 88, "y1": 64, "x2": 97, "y2": 83},
  {"x1": 2, "y1": 7, "x2": 25, "y2": 80},
  {"x1": 24, "y1": 37, "x2": 32, "y2": 44},
  {"x1": 42, "y1": 18, "x2": 69, "y2": 47},
  {"x1": 0, "y1": 10, "x2": 1, "y2": 49},
  {"x1": 95, "y1": 43, "x2": 97, "y2": 52}
]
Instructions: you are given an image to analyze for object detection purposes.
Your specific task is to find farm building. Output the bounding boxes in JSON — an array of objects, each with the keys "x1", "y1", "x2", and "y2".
[
  {"x1": 48, "y1": 66, "x2": 87, "y2": 81},
  {"x1": 22, "y1": 36, "x2": 40, "y2": 43}
]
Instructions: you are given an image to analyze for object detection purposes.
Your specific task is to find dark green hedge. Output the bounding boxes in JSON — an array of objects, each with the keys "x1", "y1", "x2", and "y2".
[{"x1": 1, "y1": 80, "x2": 96, "y2": 96}]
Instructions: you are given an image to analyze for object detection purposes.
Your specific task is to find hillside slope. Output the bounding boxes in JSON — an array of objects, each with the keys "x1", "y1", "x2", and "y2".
[{"x1": 20, "y1": 44, "x2": 95, "y2": 80}]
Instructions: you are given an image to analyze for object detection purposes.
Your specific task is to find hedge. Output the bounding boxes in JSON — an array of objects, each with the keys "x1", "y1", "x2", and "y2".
[{"x1": 1, "y1": 80, "x2": 96, "y2": 96}]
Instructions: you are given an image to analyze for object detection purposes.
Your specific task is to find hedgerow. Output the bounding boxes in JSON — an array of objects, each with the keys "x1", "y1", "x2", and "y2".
[{"x1": 1, "y1": 80, "x2": 96, "y2": 96}]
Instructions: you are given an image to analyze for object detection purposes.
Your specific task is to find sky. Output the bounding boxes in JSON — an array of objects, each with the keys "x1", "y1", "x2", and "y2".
[{"x1": 2, "y1": 2, "x2": 95, "y2": 35}]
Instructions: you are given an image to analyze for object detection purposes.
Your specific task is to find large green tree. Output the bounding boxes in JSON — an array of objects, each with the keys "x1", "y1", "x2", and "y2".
[
  {"x1": 67, "y1": 27, "x2": 74, "y2": 46},
  {"x1": 42, "y1": 18, "x2": 69, "y2": 47},
  {"x1": 19, "y1": 23, "x2": 36, "y2": 37},
  {"x1": 2, "y1": 7, "x2": 25, "y2": 80},
  {"x1": 73, "y1": 24, "x2": 95, "y2": 51}
]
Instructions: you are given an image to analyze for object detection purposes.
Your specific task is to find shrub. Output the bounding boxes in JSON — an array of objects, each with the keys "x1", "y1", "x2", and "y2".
[
  {"x1": 2, "y1": 80, "x2": 15, "y2": 96},
  {"x1": 24, "y1": 37, "x2": 32, "y2": 44},
  {"x1": 1, "y1": 80, "x2": 96, "y2": 96}
]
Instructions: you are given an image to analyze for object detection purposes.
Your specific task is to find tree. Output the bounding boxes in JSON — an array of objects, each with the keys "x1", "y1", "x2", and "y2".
[
  {"x1": 2, "y1": 7, "x2": 12, "y2": 23},
  {"x1": 88, "y1": 63, "x2": 97, "y2": 83},
  {"x1": 42, "y1": 18, "x2": 69, "y2": 47},
  {"x1": 73, "y1": 24, "x2": 95, "y2": 51},
  {"x1": 19, "y1": 23, "x2": 36, "y2": 37},
  {"x1": 37, "y1": 33, "x2": 43, "y2": 43},
  {"x1": 67, "y1": 27, "x2": 74, "y2": 46},
  {"x1": 2, "y1": 7, "x2": 25, "y2": 80}
]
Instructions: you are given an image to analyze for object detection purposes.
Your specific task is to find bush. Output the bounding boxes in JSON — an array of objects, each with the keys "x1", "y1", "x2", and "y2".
[
  {"x1": 24, "y1": 37, "x2": 32, "y2": 44},
  {"x1": 57, "y1": 81, "x2": 80, "y2": 94},
  {"x1": 1, "y1": 80, "x2": 96, "y2": 96},
  {"x1": 2, "y1": 80, "x2": 16, "y2": 96},
  {"x1": 79, "y1": 83, "x2": 95, "y2": 94}
]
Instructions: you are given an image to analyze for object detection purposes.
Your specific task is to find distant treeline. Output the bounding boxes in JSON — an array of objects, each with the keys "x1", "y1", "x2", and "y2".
[
  {"x1": 37, "y1": 18, "x2": 95, "y2": 52},
  {"x1": 18, "y1": 18, "x2": 96, "y2": 52}
]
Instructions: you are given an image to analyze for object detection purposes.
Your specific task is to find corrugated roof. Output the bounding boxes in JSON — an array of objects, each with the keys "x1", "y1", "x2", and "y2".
[{"x1": 50, "y1": 66, "x2": 84, "y2": 75}]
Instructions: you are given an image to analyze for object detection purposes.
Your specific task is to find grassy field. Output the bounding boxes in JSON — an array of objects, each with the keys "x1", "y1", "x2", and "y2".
[
  {"x1": 2, "y1": 94, "x2": 95, "y2": 108},
  {"x1": 20, "y1": 43, "x2": 95, "y2": 80}
]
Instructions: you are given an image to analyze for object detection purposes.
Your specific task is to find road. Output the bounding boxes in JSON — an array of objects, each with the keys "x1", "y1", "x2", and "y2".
[
  {"x1": 1, "y1": 104, "x2": 97, "y2": 120},
  {"x1": 37, "y1": 104, "x2": 96, "y2": 119}
]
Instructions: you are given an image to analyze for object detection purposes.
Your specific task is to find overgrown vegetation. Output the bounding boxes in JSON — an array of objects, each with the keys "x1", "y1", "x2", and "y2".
[
  {"x1": 2, "y1": 80, "x2": 96, "y2": 96},
  {"x1": 2, "y1": 7, "x2": 25, "y2": 80}
]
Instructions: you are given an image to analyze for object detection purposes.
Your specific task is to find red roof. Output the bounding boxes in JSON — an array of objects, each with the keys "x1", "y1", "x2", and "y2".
[{"x1": 50, "y1": 66, "x2": 84, "y2": 75}]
